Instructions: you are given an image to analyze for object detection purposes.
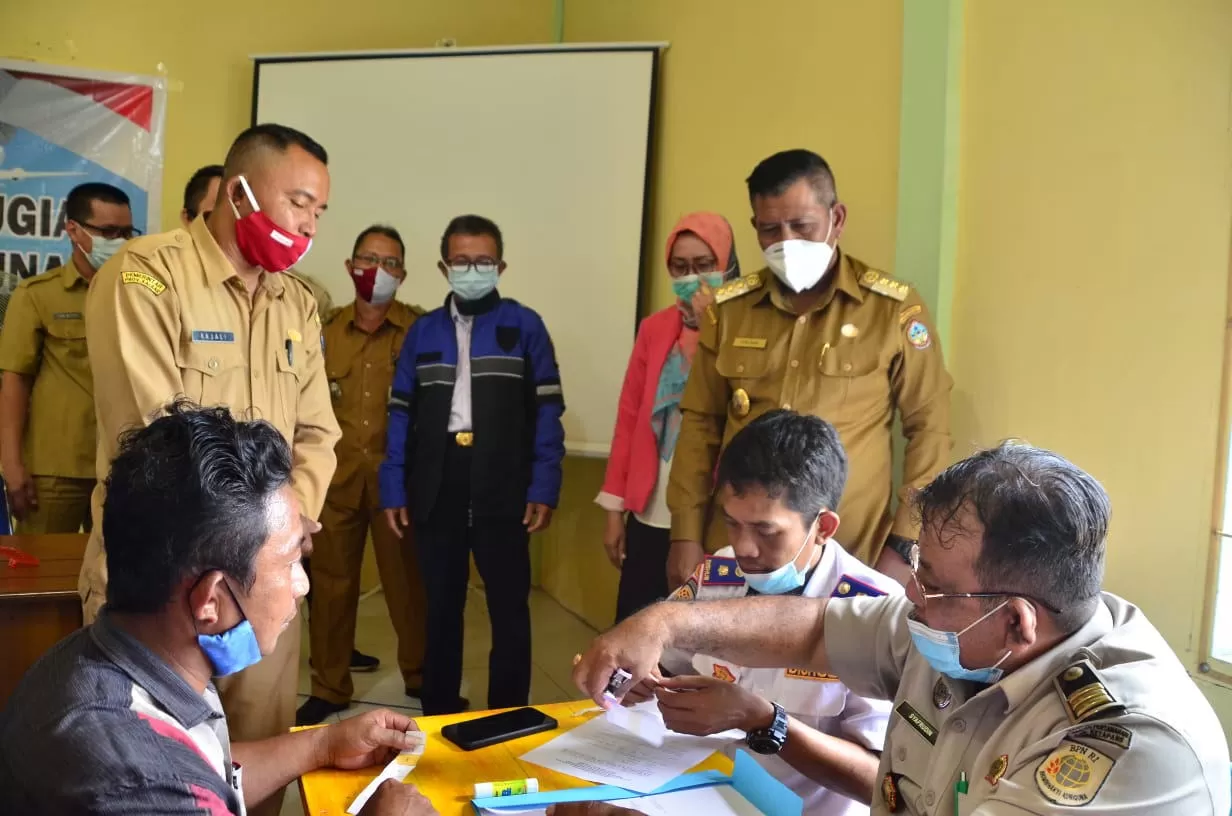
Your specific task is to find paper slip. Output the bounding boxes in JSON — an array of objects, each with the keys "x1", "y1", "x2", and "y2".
[
  {"x1": 607, "y1": 700, "x2": 744, "y2": 748},
  {"x1": 519, "y1": 704, "x2": 739, "y2": 793},
  {"x1": 346, "y1": 732, "x2": 427, "y2": 814},
  {"x1": 480, "y1": 785, "x2": 764, "y2": 816}
]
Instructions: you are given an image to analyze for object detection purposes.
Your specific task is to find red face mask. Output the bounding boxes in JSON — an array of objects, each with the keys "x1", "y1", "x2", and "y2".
[
  {"x1": 229, "y1": 175, "x2": 312, "y2": 273},
  {"x1": 349, "y1": 263, "x2": 400, "y2": 304}
]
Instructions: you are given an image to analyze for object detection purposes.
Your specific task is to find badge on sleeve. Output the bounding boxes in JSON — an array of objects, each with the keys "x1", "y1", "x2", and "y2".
[
  {"x1": 121, "y1": 270, "x2": 166, "y2": 295},
  {"x1": 712, "y1": 664, "x2": 736, "y2": 683},
  {"x1": 670, "y1": 577, "x2": 698, "y2": 601},
  {"x1": 701, "y1": 556, "x2": 744, "y2": 586},
  {"x1": 1036, "y1": 740, "x2": 1114, "y2": 806},
  {"x1": 906, "y1": 320, "x2": 931, "y2": 350}
]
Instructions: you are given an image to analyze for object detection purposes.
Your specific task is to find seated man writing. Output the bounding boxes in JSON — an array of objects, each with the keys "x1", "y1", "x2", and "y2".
[
  {"x1": 623, "y1": 410, "x2": 897, "y2": 814},
  {"x1": 575, "y1": 443, "x2": 1231, "y2": 814},
  {"x1": 0, "y1": 401, "x2": 436, "y2": 815}
]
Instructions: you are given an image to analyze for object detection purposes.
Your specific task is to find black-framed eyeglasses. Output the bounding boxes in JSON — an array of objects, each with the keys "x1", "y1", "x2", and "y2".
[
  {"x1": 76, "y1": 221, "x2": 141, "y2": 241},
  {"x1": 445, "y1": 258, "x2": 499, "y2": 274},
  {"x1": 353, "y1": 253, "x2": 405, "y2": 272},
  {"x1": 668, "y1": 257, "x2": 719, "y2": 276},
  {"x1": 907, "y1": 543, "x2": 1063, "y2": 615}
]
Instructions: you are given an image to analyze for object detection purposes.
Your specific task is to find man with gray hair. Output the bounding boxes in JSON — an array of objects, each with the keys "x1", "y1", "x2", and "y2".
[{"x1": 574, "y1": 443, "x2": 1231, "y2": 814}]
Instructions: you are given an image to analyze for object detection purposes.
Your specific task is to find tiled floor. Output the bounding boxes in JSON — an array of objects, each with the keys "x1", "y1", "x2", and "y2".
[{"x1": 281, "y1": 585, "x2": 599, "y2": 815}]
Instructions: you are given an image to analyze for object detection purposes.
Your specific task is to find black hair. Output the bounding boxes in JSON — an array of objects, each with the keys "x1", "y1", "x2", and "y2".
[
  {"x1": 182, "y1": 164, "x2": 224, "y2": 218},
  {"x1": 352, "y1": 224, "x2": 406, "y2": 259},
  {"x1": 103, "y1": 400, "x2": 293, "y2": 615},
  {"x1": 746, "y1": 149, "x2": 838, "y2": 206},
  {"x1": 440, "y1": 214, "x2": 504, "y2": 260},
  {"x1": 223, "y1": 123, "x2": 328, "y2": 176},
  {"x1": 716, "y1": 410, "x2": 848, "y2": 522},
  {"x1": 66, "y1": 182, "x2": 130, "y2": 225},
  {"x1": 913, "y1": 442, "x2": 1110, "y2": 634}
]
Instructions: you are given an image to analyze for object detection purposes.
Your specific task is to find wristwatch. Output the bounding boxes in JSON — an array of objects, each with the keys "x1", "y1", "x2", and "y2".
[
  {"x1": 884, "y1": 534, "x2": 916, "y2": 566},
  {"x1": 746, "y1": 702, "x2": 788, "y2": 755}
]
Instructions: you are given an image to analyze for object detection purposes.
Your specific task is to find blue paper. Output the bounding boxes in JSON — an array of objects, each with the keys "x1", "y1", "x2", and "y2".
[{"x1": 732, "y1": 750, "x2": 803, "y2": 816}]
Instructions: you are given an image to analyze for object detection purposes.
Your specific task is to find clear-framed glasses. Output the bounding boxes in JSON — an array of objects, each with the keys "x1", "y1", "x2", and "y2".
[
  {"x1": 76, "y1": 221, "x2": 141, "y2": 241},
  {"x1": 353, "y1": 253, "x2": 404, "y2": 272},
  {"x1": 445, "y1": 258, "x2": 499, "y2": 275},
  {"x1": 907, "y1": 543, "x2": 1062, "y2": 615},
  {"x1": 668, "y1": 257, "x2": 718, "y2": 276}
]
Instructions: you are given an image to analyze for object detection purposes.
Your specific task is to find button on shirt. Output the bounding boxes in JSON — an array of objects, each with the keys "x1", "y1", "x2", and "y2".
[
  {"x1": 447, "y1": 300, "x2": 473, "y2": 432},
  {"x1": 0, "y1": 611, "x2": 245, "y2": 814},
  {"x1": 324, "y1": 300, "x2": 420, "y2": 509},
  {"x1": 0, "y1": 260, "x2": 96, "y2": 478},
  {"x1": 824, "y1": 593, "x2": 1231, "y2": 814}
]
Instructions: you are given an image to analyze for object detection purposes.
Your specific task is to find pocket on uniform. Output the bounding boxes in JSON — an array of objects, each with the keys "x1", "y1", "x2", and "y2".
[
  {"x1": 715, "y1": 345, "x2": 772, "y2": 381},
  {"x1": 818, "y1": 343, "x2": 887, "y2": 419},
  {"x1": 175, "y1": 338, "x2": 245, "y2": 408},
  {"x1": 274, "y1": 347, "x2": 304, "y2": 431},
  {"x1": 46, "y1": 316, "x2": 88, "y2": 364}
]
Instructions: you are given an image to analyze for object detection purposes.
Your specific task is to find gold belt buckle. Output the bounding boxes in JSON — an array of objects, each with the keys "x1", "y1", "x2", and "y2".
[{"x1": 455, "y1": 431, "x2": 474, "y2": 447}]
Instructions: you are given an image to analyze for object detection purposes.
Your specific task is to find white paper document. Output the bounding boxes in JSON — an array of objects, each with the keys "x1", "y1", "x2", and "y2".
[
  {"x1": 346, "y1": 732, "x2": 427, "y2": 814},
  {"x1": 478, "y1": 785, "x2": 764, "y2": 816},
  {"x1": 519, "y1": 703, "x2": 739, "y2": 793}
]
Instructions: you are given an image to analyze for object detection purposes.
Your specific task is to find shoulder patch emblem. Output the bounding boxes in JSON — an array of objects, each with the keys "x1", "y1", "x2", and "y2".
[
  {"x1": 701, "y1": 556, "x2": 745, "y2": 586},
  {"x1": 858, "y1": 269, "x2": 909, "y2": 302},
  {"x1": 906, "y1": 320, "x2": 931, "y2": 350},
  {"x1": 1054, "y1": 660, "x2": 1126, "y2": 724},
  {"x1": 831, "y1": 574, "x2": 887, "y2": 599},
  {"x1": 1068, "y1": 723, "x2": 1132, "y2": 751},
  {"x1": 121, "y1": 270, "x2": 166, "y2": 295},
  {"x1": 784, "y1": 668, "x2": 839, "y2": 682},
  {"x1": 713, "y1": 272, "x2": 764, "y2": 305},
  {"x1": 712, "y1": 664, "x2": 736, "y2": 683},
  {"x1": 670, "y1": 577, "x2": 698, "y2": 601},
  {"x1": 1036, "y1": 740, "x2": 1115, "y2": 806}
]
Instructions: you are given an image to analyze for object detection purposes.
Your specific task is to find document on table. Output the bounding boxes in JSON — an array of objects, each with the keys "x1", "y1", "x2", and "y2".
[
  {"x1": 479, "y1": 784, "x2": 765, "y2": 816},
  {"x1": 346, "y1": 731, "x2": 427, "y2": 814},
  {"x1": 519, "y1": 702, "x2": 741, "y2": 793}
]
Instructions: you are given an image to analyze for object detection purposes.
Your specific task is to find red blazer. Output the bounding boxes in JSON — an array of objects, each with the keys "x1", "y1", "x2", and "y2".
[{"x1": 599, "y1": 306, "x2": 686, "y2": 515}]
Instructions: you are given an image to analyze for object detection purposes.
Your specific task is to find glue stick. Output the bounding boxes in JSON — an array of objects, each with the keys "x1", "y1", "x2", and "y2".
[{"x1": 474, "y1": 778, "x2": 539, "y2": 798}]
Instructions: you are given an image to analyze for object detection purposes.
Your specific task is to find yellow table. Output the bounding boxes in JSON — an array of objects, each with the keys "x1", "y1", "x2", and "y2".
[{"x1": 299, "y1": 700, "x2": 733, "y2": 815}]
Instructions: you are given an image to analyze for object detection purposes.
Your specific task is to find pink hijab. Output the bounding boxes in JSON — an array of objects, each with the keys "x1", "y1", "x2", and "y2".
[{"x1": 664, "y1": 211, "x2": 740, "y2": 276}]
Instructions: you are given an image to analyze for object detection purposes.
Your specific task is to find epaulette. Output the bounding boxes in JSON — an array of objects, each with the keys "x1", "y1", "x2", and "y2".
[
  {"x1": 120, "y1": 229, "x2": 191, "y2": 260},
  {"x1": 700, "y1": 556, "x2": 745, "y2": 586},
  {"x1": 831, "y1": 574, "x2": 888, "y2": 599},
  {"x1": 713, "y1": 272, "x2": 764, "y2": 305},
  {"x1": 858, "y1": 269, "x2": 909, "y2": 302},
  {"x1": 1054, "y1": 659, "x2": 1126, "y2": 723}
]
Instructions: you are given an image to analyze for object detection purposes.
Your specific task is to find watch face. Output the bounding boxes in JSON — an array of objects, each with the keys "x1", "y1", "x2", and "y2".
[{"x1": 747, "y1": 733, "x2": 783, "y2": 755}]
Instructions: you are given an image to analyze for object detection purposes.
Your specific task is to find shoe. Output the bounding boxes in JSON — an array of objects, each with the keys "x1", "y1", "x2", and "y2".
[
  {"x1": 296, "y1": 696, "x2": 348, "y2": 726},
  {"x1": 350, "y1": 649, "x2": 381, "y2": 673},
  {"x1": 421, "y1": 696, "x2": 471, "y2": 715}
]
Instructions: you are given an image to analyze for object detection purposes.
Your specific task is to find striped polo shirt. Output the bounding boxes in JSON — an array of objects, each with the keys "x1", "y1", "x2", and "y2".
[{"x1": 0, "y1": 611, "x2": 245, "y2": 814}]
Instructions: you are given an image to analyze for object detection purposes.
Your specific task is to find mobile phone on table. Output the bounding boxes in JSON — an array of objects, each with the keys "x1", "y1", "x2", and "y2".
[{"x1": 441, "y1": 706, "x2": 558, "y2": 751}]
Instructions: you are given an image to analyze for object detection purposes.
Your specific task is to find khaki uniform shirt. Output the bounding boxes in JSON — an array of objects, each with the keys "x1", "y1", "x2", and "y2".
[
  {"x1": 825, "y1": 593, "x2": 1231, "y2": 815},
  {"x1": 667, "y1": 252, "x2": 952, "y2": 566},
  {"x1": 79, "y1": 217, "x2": 340, "y2": 597},
  {"x1": 0, "y1": 260, "x2": 96, "y2": 478},
  {"x1": 324, "y1": 300, "x2": 421, "y2": 510}
]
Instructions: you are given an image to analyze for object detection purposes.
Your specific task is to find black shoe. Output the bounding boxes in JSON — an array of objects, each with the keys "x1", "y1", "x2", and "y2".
[
  {"x1": 350, "y1": 649, "x2": 380, "y2": 673},
  {"x1": 296, "y1": 696, "x2": 348, "y2": 726},
  {"x1": 421, "y1": 696, "x2": 470, "y2": 715}
]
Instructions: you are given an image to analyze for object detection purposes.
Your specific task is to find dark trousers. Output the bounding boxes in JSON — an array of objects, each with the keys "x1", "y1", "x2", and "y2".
[
  {"x1": 614, "y1": 514, "x2": 672, "y2": 624},
  {"x1": 415, "y1": 441, "x2": 532, "y2": 715}
]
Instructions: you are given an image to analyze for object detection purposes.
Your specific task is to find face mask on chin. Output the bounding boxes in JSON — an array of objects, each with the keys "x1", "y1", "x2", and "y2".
[
  {"x1": 762, "y1": 212, "x2": 836, "y2": 293},
  {"x1": 228, "y1": 175, "x2": 313, "y2": 273},
  {"x1": 906, "y1": 601, "x2": 1012, "y2": 683},
  {"x1": 742, "y1": 513, "x2": 822, "y2": 595},
  {"x1": 194, "y1": 576, "x2": 263, "y2": 677}
]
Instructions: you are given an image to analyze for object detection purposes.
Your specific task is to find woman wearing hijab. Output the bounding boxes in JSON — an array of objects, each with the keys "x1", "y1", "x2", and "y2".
[{"x1": 596, "y1": 212, "x2": 740, "y2": 623}]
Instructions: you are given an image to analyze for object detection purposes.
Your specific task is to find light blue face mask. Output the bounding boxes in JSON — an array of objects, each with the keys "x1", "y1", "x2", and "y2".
[
  {"x1": 195, "y1": 578, "x2": 263, "y2": 677},
  {"x1": 671, "y1": 272, "x2": 725, "y2": 303},
  {"x1": 447, "y1": 263, "x2": 500, "y2": 301},
  {"x1": 742, "y1": 515, "x2": 820, "y2": 595},
  {"x1": 906, "y1": 601, "x2": 1011, "y2": 683},
  {"x1": 83, "y1": 235, "x2": 126, "y2": 270}
]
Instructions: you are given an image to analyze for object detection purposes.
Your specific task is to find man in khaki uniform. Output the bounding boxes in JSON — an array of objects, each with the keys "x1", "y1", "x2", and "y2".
[
  {"x1": 0, "y1": 183, "x2": 134, "y2": 532},
  {"x1": 81, "y1": 124, "x2": 340, "y2": 816},
  {"x1": 297, "y1": 225, "x2": 428, "y2": 726},
  {"x1": 576, "y1": 444, "x2": 1232, "y2": 815},
  {"x1": 667, "y1": 149, "x2": 951, "y2": 587}
]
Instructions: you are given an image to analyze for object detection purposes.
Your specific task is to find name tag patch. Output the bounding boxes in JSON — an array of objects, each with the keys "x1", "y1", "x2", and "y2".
[
  {"x1": 53, "y1": 312, "x2": 83, "y2": 320},
  {"x1": 895, "y1": 701, "x2": 938, "y2": 745},
  {"x1": 784, "y1": 668, "x2": 839, "y2": 682},
  {"x1": 192, "y1": 330, "x2": 236, "y2": 344},
  {"x1": 121, "y1": 271, "x2": 166, "y2": 295},
  {"x1": 732, "y1": 337, "x2": 768, "y2": 349}
]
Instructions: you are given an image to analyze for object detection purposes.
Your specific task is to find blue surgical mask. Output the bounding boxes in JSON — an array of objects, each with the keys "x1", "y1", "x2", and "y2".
[
  {"x1": 671, "y1": 272, "x2": 725, "y2": 303},
  {"x1": 195, "y1": 579, "x2": 263, "y2": 677},
  {"x1": 743, "y1": 516, "x2": 819, "y2": 595},
  {"x1": 448, "y1": 264, "x2": 500, "y2": 301},
  {"x1": 906, "y1": 602, "x2": 1011, "y2": 683},
  {"x1": 83, "y1": 235, "x2": 126, "y2": 270}
]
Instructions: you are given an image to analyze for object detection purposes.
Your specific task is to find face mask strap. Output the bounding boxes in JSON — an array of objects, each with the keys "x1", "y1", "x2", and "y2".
[
  {"x1": 956, "y1": 598, "x2": 1010, "y2": 638},
  {"x1": 236, "y1": 175, "x2": 261, "y2": 213}
]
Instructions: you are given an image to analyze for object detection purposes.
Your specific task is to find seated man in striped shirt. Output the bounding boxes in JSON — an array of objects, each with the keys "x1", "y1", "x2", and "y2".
[{"x1": 0, "y1": 401, "x2": 436, "y2": 815}]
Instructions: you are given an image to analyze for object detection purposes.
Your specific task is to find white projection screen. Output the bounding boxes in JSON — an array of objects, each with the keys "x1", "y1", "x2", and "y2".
[{"x1": 252, "y1": 45, "x2": 661, "y2": 456}]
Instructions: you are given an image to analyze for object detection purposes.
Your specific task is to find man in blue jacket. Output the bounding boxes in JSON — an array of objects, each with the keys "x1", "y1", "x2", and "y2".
[{"x1": 381, "y1": 214, "x2": 565, "y2": 715}]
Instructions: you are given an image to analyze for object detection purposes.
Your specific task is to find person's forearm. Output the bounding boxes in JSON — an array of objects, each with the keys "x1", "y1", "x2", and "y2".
[
  {"x1": 0, "y1": 371, "x2": 32, "y2": 468},
  {"x1": 777, "y1": 717, "x2": 880, "y2": 806},
  {"x1": 650, "y1": 596, "x2": 830, "y2": 674},
  {"x1": 232, "y1": 727, "x2": 328, "y2": 808}
]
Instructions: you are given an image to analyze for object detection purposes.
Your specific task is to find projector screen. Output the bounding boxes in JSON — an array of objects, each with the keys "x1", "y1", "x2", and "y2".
[{"x1": 252, "y1": 45, "x2": 661, "y2": 456}]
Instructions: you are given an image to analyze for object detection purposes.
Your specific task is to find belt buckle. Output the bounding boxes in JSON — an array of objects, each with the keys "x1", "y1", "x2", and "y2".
[{"x1": 455, "y1": 431, "x2": 474, "y2": 447}]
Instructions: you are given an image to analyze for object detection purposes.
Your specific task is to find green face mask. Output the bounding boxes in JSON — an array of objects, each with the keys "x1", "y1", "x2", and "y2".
[{"x1": 671, "y1": 272, "x2": 725, "y2": 302}]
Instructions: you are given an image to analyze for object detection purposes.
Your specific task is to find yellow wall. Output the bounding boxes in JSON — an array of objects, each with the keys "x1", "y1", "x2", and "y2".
[
  {"x1": 537, "y1": 0, "x2": 905, "y2": 629},
  {"x1": 951, "y1": 0, "x2": 1232, "y2": 716},
  {"x1": 0, "y1": 0, "x2": 551, "y2": 233}
]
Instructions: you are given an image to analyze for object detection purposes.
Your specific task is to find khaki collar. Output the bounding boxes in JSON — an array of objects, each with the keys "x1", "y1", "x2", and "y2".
[
  {"x1": 340, "y1": 300, "x2": 414, "y2": 331},
  {"x1": 62, "y1": 257, "x2": 90, "y2": 289}
]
